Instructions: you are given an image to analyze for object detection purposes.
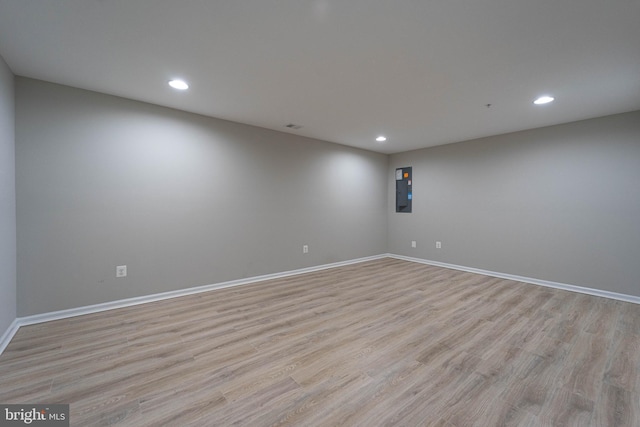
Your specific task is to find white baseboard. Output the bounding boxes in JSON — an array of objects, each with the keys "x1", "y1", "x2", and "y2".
[
  {"x1": 0, "y1": 254, "x2": 387, "y2": 355},
  {"x1": 388, "y1": 253, "x2": 640, "y2": 305},
  {"x1": 0, "y1": 318, "x2": 20, "y2": 355},
  {"x1": 4, "y1": 252, "x2": 638, "y2": 356}
]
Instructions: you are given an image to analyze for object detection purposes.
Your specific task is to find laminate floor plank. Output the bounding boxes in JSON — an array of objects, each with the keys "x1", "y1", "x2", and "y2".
[{"x1": 1, "y1": 258, "x2": 638, "y2": 426}]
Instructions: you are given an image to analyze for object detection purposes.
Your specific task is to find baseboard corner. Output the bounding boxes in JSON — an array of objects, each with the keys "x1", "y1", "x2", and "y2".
[{"x1": 0, "y1": 318, "x2": 20, "y2": 355}]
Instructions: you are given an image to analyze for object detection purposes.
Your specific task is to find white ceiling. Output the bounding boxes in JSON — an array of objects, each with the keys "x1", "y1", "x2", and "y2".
[{"x1": 1, "y1": 0, "x2": 639, "y2": 154}]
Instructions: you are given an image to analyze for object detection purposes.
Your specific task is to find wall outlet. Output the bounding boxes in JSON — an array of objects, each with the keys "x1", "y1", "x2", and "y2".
[
  {"x1": 411, "y1": 241, "x2": 417, "y2": 248},
  {"x1": 116, "y1": 265, "x2": 127, "y2": 278},
  {"x1": 436, "y1": 241, "x2": 442, "y2": 249},
  {"x1": 303, "y1": 245, "x2": 309, "y2": 254}
]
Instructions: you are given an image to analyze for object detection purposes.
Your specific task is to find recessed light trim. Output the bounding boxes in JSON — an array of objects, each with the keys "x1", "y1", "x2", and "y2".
[
  {"x1": 533, "y1": 95, "x2": 554, "y2": 105},
  {"x1": 376, "y1": 136, "x2": 387, "y2": 142},
  {"x1": 168, "y1": 79, "x2": 189, "y2": 90}
]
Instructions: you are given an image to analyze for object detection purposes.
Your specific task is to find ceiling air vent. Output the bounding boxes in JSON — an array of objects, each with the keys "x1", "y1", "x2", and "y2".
[{"x1": 285, "y1": 123, "x2": 303, "y2": 130}]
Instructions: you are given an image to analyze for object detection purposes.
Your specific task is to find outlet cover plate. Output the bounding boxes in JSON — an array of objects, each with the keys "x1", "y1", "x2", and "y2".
[{"x1": 116, "y1": 265, "x2": 127, "y2": 278}]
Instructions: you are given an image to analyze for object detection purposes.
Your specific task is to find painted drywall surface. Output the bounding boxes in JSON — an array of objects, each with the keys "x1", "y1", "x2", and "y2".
[
  {"x1": 0, "y1": 55, "x2": 16, "y2": 331},
  {"x1": 389, "y1": 111, "x2": 640, "y2": 297},
  {"x1": 16, "y1": 78, "x2": 388, "y2": 316}
]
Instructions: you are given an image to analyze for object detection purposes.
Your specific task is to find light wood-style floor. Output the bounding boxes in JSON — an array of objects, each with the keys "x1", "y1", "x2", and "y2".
[{"x1": 1, "y1": 258, "x2": 639, "y2": 426}]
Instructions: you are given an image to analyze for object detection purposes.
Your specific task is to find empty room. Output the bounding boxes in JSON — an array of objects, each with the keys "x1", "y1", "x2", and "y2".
[{"x1": 0, "y1": 1, "x2": 639, "y2": 426}]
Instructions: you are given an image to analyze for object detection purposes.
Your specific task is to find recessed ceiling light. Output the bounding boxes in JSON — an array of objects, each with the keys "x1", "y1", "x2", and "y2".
[
  {"x1": 168, "y1": 79, "x2": 189, "y2": 90},
  {"x1": 376, "y1": 136, "x2": 387, "y2": 142},
  {"x1": 533, "y1": 95, "x2": 554, "y2": 105}
]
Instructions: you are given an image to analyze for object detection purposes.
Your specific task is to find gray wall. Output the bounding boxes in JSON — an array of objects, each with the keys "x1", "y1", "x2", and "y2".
[
  {"x1": 0, "y1": 55, "x2": 16, "y2": 331},
  {"x1": 16, "y1": 78, "x2": 388, "y2": 316},
  {"x1": 13, "y1": 75, "x2": 640, "y2": 318},
  {"x1": 389, "y1": 110, "x2": 640, "y2": 297}
]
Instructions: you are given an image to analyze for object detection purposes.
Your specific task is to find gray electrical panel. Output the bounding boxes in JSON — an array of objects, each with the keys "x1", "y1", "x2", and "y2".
[{"x1": 395, "y1": 167, "x2": 412, "y2": 213}]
